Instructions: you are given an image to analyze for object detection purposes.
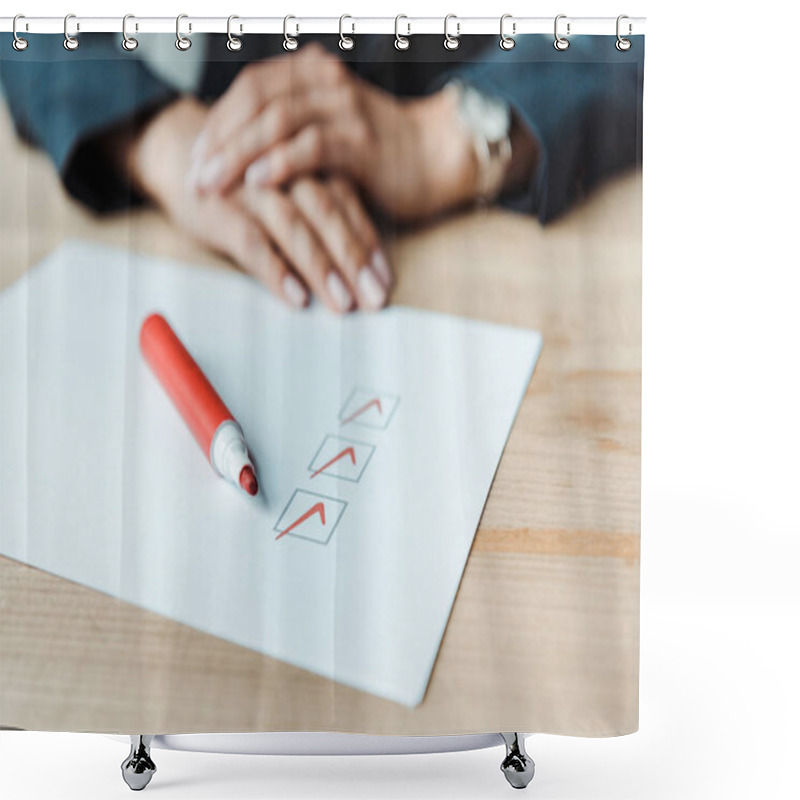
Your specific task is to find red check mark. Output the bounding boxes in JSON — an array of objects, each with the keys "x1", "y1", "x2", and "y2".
[
  {"x1": 311, "y1": 447, "x2": 356, "y2": 478},
  {"x1": 276, "y1": 502, "x2": 326, "y2": 541},
  {"x1": 341, "y1": 397, "x2": 382, "y2": 425}
]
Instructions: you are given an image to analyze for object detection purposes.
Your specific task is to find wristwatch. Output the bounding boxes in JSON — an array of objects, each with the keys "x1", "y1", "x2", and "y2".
[{"x1": 447, "y1": 80, "x2": 513, "y2": 202}]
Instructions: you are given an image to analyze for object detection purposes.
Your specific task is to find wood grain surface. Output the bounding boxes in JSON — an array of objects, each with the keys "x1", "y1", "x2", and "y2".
[{"x1": 0, "y1": 105, "x2": 640, "y2": 736}]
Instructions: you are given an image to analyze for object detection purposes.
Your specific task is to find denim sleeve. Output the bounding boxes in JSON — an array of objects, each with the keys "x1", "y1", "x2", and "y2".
[
  {"x1": 1, "y1": 33, "x2": 178, "y2": 213},
  {"x1": 439, "y1": 35, "x2": 644, "y2": 222}
]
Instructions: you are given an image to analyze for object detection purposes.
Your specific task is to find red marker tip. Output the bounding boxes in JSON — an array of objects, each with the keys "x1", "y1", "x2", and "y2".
[{"x1": 239, "y1": 465, "x2": 258, "y2": 496}]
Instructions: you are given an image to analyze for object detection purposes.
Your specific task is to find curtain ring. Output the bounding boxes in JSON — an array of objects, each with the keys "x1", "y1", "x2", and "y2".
[
  {"x1": 283, "y1": 15, "x2": 299, "y2": 51},
  {"x1": 444, "y1": 14, "x2": 460, "y2": 51},
  {"x1": 63, "y1": 13, "x2": 79, "y2": 51},
  {"x1": 616, "y1": 14, "x2": 632, "y2": 51},
  {"x1": 175, "y1": 14, "x2": 192, "y2": 51},
  {"x1": 553, "y1": 14, "x2": 570, "y2": 51},
  {"x1": 499, "y1": 14, "x2": 516, "y2": 50},
  {"x1": 339, "y1": 14, "x2": 355, "y2": 51},
  {"x1": 227, "y1": 15, "x2": 243, "y2": 51},
  {"x1": 122, "y1": 14, "x2": 138, "y2": 51},
  {"x1": 394, "y1": 15, "x2": 410, "y2": 51},
  {"x1": 12, "y1": 15, "x2": 28, "y2": 51}
]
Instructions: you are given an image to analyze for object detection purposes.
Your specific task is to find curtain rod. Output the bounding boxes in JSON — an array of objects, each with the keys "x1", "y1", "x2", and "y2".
[{"x1": 1, "y1": 16, "x2": 645, "y2": 37}]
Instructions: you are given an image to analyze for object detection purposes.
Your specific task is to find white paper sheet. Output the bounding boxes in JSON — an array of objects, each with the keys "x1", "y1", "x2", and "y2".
[{"x1": 0, "y1": 241, "x2": 542, "y2": 707}]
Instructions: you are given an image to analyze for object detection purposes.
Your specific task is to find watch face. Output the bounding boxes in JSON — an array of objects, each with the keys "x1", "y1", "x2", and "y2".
[{"x1": 460, "y1": 86, "x2": 512, "y2": 142}]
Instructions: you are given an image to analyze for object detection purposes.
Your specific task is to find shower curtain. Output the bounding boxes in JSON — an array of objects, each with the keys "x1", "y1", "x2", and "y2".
[{"x1": 0, "y1": 22, "x2": 643, "y2": 739}]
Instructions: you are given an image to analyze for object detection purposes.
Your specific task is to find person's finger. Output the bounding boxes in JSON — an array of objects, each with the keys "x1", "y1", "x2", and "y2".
[
  {"x1": 195, "y1": 44, "x2": 350, "y2": 162},
  {"x1": 191, "y1": 63, "x2": 284, "y2": 163},
  {"x1": 326, "y1": 177, "x2": 393, "y2": 289},
  {"x1": 242, "y1": 185, "x2": 354, "y2": 313},
  {"x1": 192, "y1": 91, "x2": 345, "y2": 194},
  {"x1": 243, "y1": 118, "x2": 370, "y2": 190},
  {"x1": 245, "y1": 125, "x2": 327, "y2": 187},
  {"x1": 289, "y1": 178, "x2": 387, "y2": 311},
  {"x1": 194, "y1": 195, "x2": 308, "y2": 309}
]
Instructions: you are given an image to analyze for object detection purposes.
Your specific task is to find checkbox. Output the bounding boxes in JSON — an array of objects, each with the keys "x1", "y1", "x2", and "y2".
[
  {"x1": 339, "y1": 387, "x2": 400, "y2": 430},
  {"x1": 308, "y1": 435, "x2": 375, "y2": 482},
  {"x1": 274, "y1": 490, "x2": 347, "y2": 545}
]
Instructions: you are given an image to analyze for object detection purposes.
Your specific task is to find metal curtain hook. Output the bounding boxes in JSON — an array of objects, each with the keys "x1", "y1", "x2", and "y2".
[
  {"x1": 283, "y1": 15, "x2": 299, "y2": 51},
  {"x1": 500, "y1": 14, "x2": 516, "y2": 50},
  {"x1": 12, "y1": 14, "x2": 28, "y2": 51},
  {"x1": 122, "y1": 14, "x2": 138, "y2": 51},
  {"x1": 616, "y1": 14, "x2": 632, "y2": 51},
  {"x1": 63, "y1": 13, "x2": 79, "y2": 51},
  {"x1": 227, "y1": 15, "x2": 242, "y2": 51},
  {"x1": 175, "y1": 14, "x2": 192, "y2": 50},
  {"x1": 444, "y1": 14, "x2": 460, "y2": 51},
  {"x1": 339, "y1": 14, "x2": 355, "y2": 50},
  {"x1": 394, "y1": 14, "x2": 410, "y2": 51},
  {"x1": 554, "y1": 14, "x2": 570, "y2": 51}
]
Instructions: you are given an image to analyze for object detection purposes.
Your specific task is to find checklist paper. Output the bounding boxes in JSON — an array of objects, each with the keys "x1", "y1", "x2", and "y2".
[{"x1": 0, "y1": 241, "x2": 542, "y2": 707}]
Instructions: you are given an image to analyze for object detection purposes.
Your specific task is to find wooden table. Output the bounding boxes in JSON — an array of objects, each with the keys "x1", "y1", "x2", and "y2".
[{"x1": 0, "y1": 105, "x2": 640, "y2": 736}]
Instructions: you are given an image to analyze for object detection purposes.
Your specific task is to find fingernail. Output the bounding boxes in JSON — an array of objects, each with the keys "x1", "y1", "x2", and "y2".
[
  {"x1": 191, "y1": 131, "x2": 208, "y2": 161},
  {"x1": 196, "y1": 154, "x2": 225, "y2": 190},
  {"x1": 245, "y1": 157, "x2": 273, "y2": 187},
  {"x1": 358, "y1": 266, "x2": 387, "y2": 310},
  {"x1": 282, "y1": 274, "x2": 308, "y2": 309},
  {"x1": 370, "y1": 249, "x2": 393, "y2": 288},
  {"x1": 326, "y1": 272, "x2": 353, "y2": 312}
]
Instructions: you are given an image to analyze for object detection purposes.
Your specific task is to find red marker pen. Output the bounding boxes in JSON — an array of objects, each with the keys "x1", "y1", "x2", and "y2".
[{"x1": 139, "y1": 313, "x2": 259, "y2": 496}]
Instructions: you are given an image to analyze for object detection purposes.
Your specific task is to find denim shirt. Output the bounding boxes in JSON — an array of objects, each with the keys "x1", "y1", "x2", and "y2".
[{"x1": 1, "y1": 33, "x2": 643, "y2": 222}]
